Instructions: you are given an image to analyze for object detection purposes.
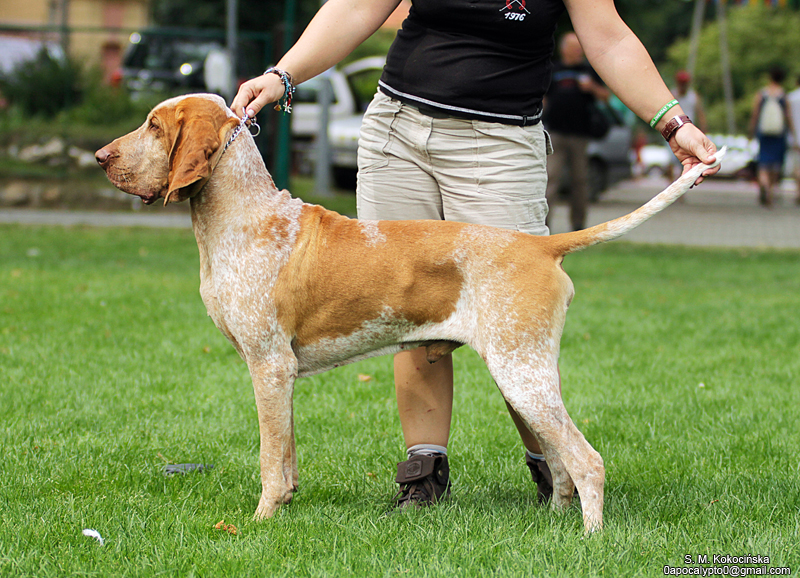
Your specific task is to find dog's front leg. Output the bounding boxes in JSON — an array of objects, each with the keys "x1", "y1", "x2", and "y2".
[
  {"x1": 248, "y1": 353, "x2": 299, "y2": 520},
  {"x1": 290, "y1": 403, "x2": 299, "y2": 491}
]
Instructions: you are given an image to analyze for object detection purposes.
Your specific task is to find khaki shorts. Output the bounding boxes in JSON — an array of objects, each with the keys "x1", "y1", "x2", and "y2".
[{"x1": 356, "y1": 91, "x2": 552, "y2": 236}]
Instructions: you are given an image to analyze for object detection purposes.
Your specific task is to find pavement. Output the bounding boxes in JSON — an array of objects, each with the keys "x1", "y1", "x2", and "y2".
[
  {"x1": 2, "y1": 175, "x2": 800, "y2": 250},
  {"x1": 0, "y1": 207, "x2": 192, "y2": 229},
  {"x1": 551, "y1": 176, "x2": 800, "y2": 249}
]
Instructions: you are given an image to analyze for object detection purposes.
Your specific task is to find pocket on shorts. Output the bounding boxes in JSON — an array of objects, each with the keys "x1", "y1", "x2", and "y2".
[
  {"x1": 358, "y1": 93, "x2": 400, "y2": 173},
  {"x1": 466, "y1": 121, "x2": 549, "y2": 236},
  {"x1": 470, "y1": 121, "x2": 548, "y2": 188}
]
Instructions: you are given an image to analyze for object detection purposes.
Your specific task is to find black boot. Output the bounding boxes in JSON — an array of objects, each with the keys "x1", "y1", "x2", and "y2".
[
  {"x1": 526, "y1": 453, "x2": 579, "y2": 503},
  {"x1": 394, "y1": 454, "x2": 450, "y2": 509},
  {"x1": 525, "y1": 453, "x2": 554, "y2": 503}
]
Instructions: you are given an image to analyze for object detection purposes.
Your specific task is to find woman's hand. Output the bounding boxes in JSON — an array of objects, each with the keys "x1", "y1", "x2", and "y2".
[
  {"x1": 231, "y1": 72, "x2": 287, "y2": 120},
  {"x1": 669, "y1": 123, "x2": 719, "y2": 184}
]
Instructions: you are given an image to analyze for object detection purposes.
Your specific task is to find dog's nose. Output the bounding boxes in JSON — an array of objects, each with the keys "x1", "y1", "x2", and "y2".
[{"x1": 95, "y1": 148, "x2": 111, "y2": 167}]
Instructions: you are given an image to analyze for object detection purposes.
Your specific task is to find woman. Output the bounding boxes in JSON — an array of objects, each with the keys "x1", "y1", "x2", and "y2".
[
  {"x1": 232, "y1": 0, "x2": 719, "y2": 509},
  {"x1": 749, "y1": 66, "x2": 795, "y2": 207}
]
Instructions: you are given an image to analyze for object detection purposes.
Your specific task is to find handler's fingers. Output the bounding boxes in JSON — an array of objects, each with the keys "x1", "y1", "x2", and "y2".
[
  {"x1": 675, "y1": 124, "x2": 718, "y2": 162},
  {"x1": 674, "y1": 125, "x2": 719, "y2": 184},
  {"x1": 243, "y1": 89, "x2": 275, "y2": 120},
  {"x1": 231, "y1": 83, "x2": 264, "y2": 119},
  {"x1": 230, "y1": 83, "x2": 253, "y2": 118},
  {"x1": 231, "y1": 75, "x2": 282, "y2": 120}
]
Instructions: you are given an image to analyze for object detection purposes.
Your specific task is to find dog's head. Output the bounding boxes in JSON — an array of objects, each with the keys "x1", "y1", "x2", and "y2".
[{"x1": 95, "y1": 94, "x2": 240, "y2": 205}]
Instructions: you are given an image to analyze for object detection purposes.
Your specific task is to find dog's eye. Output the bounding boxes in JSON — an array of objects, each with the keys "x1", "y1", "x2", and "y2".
[{"x1": 148, "y1": 119, "x2": 160, "y2": 132}]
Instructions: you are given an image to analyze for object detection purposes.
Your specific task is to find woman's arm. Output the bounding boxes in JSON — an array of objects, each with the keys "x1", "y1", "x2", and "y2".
[
  {"x1": 564, "y1": 0, "x2": 719, "y2": 180},
  {"x1": 231, "y1": 0, "x2": 401, "y2": 118}
]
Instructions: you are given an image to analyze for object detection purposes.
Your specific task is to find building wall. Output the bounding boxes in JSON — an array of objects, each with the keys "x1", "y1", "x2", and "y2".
[
  {"x1": 1, "y1": 0, "x2": 150, "y2": 81},
  {"x1": 0, "y1": 0, "x2": 51, "y2": 25},
  {"x1": 68, "y1": 0, "x2": 149, "y2": 80}
]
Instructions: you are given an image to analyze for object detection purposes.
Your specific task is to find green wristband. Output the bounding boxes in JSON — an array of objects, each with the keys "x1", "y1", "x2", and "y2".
[{"x1": 650, "y1": 99, "x2": 679, "y2": 128}]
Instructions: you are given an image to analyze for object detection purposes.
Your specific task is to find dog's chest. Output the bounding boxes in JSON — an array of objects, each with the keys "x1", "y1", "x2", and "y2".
[
  {"x1": 192, "y1": 197, "x2": 304, "y2": 344},
  {"x1": 196, "y1": 238, "x2": 294, "y2": 357}
]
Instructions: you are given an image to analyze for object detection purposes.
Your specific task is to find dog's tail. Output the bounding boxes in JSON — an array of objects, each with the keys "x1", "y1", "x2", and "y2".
[{"x1": 545, "y1": 147, "x2": 726, "y2": 256}]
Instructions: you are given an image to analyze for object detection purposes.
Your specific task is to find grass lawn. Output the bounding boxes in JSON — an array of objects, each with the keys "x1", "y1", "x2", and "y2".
[{"x1": 0, "y1": 224, "x2": 798, "y2": 577}]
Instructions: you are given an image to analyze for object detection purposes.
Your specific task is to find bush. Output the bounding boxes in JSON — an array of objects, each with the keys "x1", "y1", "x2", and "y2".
[
  {"x1": 0, "y1": 59, "x2": 158, "y2": 151},
  {"x1": 0, "y1": 48, "x2": 82, "y2": 116},
  {"x1": 63, "y1": 68, "x2": 157, "y2": 126}
]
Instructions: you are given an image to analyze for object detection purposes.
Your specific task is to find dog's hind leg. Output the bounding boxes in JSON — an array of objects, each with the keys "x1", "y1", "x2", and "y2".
[
  {"x1": 247, "y1": 349, "x2": 299, "y2": 520},
  {"x1": 485, "y1": 351, "x2": 605, "y2": 532}
]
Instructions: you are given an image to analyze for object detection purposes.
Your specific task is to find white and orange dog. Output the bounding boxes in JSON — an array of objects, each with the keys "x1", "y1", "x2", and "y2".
[{"x1": 96, "y1": 94, "x2": 723, "y2": 532}]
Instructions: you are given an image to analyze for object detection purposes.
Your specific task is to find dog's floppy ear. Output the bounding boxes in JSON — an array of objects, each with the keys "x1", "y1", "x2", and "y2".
[{"x1": 165, "y1": 100, "x2": 238, "y2": 205}]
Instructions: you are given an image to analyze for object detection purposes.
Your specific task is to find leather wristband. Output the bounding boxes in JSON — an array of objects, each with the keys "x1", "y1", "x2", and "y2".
[{"x1": 661, "y1": 114, "x2": 692, "y2": 142}]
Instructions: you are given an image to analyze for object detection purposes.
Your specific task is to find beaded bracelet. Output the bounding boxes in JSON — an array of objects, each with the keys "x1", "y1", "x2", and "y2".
[
  {"x1": 649, "y1": 99, "x2": 679, "y2": 128},
  {"x1": 264, "y1": 67, "x2": 296, "y2": 114}
]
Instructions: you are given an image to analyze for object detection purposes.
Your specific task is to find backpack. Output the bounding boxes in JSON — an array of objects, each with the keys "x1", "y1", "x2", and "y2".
[{"x1": 758, "y1": 92, "x2": 786, "y2": 136}]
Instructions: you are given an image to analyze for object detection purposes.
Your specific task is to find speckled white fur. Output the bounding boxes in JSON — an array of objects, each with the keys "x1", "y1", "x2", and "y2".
[
  {"x1": 97, "y1": 95, "x2": 726, "y2": 533},
  {"x1": 358, "y1": 219, "x2": 387, "y2": 247}
]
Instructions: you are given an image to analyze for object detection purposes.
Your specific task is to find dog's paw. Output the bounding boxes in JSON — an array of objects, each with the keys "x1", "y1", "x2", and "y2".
[
  {"x1": 253, "y1": 490, "x2": 293, "y2": 520},
  {"x1": 253, "y1": 502, "x2": 279, "y2": 521}
]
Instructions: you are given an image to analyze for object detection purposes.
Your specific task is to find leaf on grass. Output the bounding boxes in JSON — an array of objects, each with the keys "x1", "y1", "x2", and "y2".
[{"x1": 214, "y1": 520, "x2": 238, "y2": 535}]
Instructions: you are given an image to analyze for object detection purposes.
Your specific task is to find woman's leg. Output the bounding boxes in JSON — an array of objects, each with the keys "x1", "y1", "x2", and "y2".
[
  {"x1": 394, "y1": 348, "x2": 453, "y2": 448},
  {"x1": 432, "y1": 118, "x2": 559, "y2": 499},
  {"x1": 357, "y1": 94, "x2": 454, "y2": 506}
]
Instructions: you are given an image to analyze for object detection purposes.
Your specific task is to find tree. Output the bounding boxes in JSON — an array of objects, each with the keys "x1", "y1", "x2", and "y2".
[
  {"x1": 616, "y1": 0, "x2": 699, "y2": 64},
  {"x1": 553, "y1": 0, "x2": 702, "y2": 64},
  {"x1": 666, "y1": 5, "x2": 800, "y2": 132},
  {"x1": 149, "y1": 0, "x2": 318, "y2": 34}
]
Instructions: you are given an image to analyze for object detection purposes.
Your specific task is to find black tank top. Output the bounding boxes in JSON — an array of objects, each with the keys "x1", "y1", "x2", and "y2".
[{"x1": 379, "y1": 0, "x2": 565, "y2": 126}]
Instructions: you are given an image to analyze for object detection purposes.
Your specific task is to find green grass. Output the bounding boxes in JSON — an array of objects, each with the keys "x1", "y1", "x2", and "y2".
[{"x1": 1, "y1": 225, "x2": 798, "y2": 577}]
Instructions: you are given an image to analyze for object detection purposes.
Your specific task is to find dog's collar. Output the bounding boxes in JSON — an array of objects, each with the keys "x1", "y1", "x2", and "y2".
[
  {"x1": 206, "y1": 109, "x2": 260, "y2": 178},
  {"x1": 223, "y1": 108, "x2": 260, "y2": 154}
]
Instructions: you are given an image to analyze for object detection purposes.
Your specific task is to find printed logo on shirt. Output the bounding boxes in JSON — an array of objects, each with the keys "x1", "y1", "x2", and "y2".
[{"x1": 500, "y1": 0, "x2": 529, "y2": 21}]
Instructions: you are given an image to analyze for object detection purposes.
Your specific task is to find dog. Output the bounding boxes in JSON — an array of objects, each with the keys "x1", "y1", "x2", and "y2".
[{"x1": 95, "y1": 93, "x2": 723, "y2": 532}]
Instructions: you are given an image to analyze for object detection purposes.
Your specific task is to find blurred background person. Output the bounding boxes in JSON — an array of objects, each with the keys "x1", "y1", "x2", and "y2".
[
  {"x1": 544, "y1": 32, "x2": 609, "y2": 232},
  {"x1": 787, "y1": 74, "x2": 800, "y2": 205},
  {"x1": 749, "y1": 66, "x2": 795, "y2": 207}
]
